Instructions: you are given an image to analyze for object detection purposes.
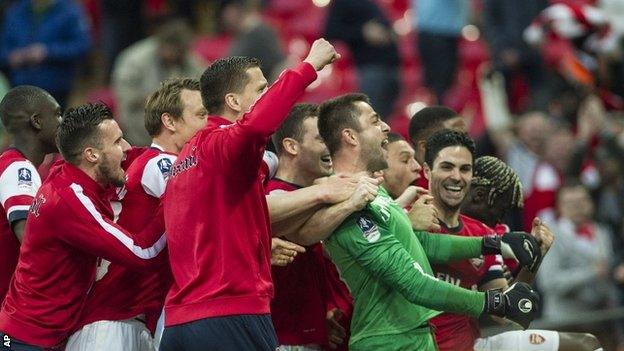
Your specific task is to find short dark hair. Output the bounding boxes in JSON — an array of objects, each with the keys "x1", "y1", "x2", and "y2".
[
  {"x1": 318, "y1": 93, "x2": 370, "y2": 156},
  {"x1": 145, "y1": 78, "x2": 200, "y2": 137},
  {"x1": 200, "y1": 56, "x2": 260, "y2": 115},
  {"x1": 387, "y1": 132, "x2": 405, "y2": 145},
  {"x1": 272, "y1": 103, "x2": 318, "y2": 155},
  {"x1": 0, "y1": 85, "x2": 53, "y2": 134},
  {"x1": 424, "y1": 129, "x2": 475, "y2": 167},
  {"x1": 408, "y1": 106, "x2": 459, "y2": 144},
  {"x1": 57, "y1": 103, "x2": 114, "y2": 164}
]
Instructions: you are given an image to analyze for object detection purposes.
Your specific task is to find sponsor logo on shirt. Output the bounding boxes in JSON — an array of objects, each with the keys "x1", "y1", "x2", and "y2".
[
  {"x1": 470, "y1": 257, "x2": 484, "y2": 270},
  {"x1": 357, "y1": 215, "x2": 380, "y2": 243},
  {"x1": 17, "y1": 167, "x2": 32, "y2": 187},
  {"x1": 29, "y1": 194, "x2": 46, "y2": 217},
  {"x1": 157, "y1": 158, "x2": 173, "y2": 178},
  {"x1": 171, "y1": 148, "x2": 198, "y2": 178}
]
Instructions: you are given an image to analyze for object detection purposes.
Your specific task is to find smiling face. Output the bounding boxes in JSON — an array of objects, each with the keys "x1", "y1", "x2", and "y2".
[
  {"x1": 354, "y1": 101, "x2": 391, "y2": 172},
  {"x1": 428, "y1": 145, "x2": 473, "y2": 215},
  {"x1": 297, "y1": 116, "x2": 333, "y2": 178}
]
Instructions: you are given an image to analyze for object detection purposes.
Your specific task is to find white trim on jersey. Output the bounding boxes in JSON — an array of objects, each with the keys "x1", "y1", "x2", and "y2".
[
  {"x1": 0, "y1": 160, "x2": 41, "y2": 217},
  {"x1": 263, "y1": 151, "x2": 279, "y2": 179},
  {"x1": 141, "y1": 154, "x2": 177, "y2": 199},
  {"x1": 6, "y1": 205, "x2": 31, "y2": 215},
  {"x1": 69, "y1": 183, "x2": 166, "y2": 259}
]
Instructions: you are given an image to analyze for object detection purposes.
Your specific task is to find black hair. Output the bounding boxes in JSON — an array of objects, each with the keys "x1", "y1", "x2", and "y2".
[
  {"x1": 57, "y1": 103, "x2": 114, "y2": 164},
  {"x1": 272, "y1": 103, "x2": 319, "y2": 155},
  {"x1": 408, "y1": 106, "x2": 459, "y2": 144},
  {"x1": 472, "y1": 156, "x2": 523, "y2": 208},
  {"x1": 0, "y1": 85, "x2": 54, "y2": 134},
  {"x1": 318, "y1": 93, "x2": 370, "y2": 156},
  {"x1": 200, "y1": 56, "x2": 260, "y2": 115},
  {"x1": 424, "y1": 129, "x2": 475, "y2": 167}
]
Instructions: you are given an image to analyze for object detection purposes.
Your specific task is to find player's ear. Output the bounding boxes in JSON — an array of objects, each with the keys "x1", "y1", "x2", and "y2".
[
  {"x1": 83, "y1": 146, "x2": 99, "y2": 164},
  {"x1": 161, "y1": 113, "x2": 176, "y2": 132},
  {"x1": 343, "y1": 128, "x2": 358, "y2": 147},
  {"x1": 282, "y1": 138, "x2": 298, "y2": 156},
  {"x1": 224, "y1": 93, "x2": 241, "y2": 113},
  {"x1": 30, "y1": 113, "x2": 43, "y2": 131}
]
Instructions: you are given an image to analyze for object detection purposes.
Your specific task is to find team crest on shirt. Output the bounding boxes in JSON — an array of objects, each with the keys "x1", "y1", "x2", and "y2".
[
  {"x1": 157, "y1": 158, "x2": 173, "y2": 178},
  {"x1": 17, "y1": 167, "x2": 32, "y2": 187},
  {"x1": 357, "y1": 215, "x2": 380, "y2": 243},
  {"x1": 529, "y1": 333, "x2": 545, "y2": 344},
  {"x1": 470, "y1": 256, "x2": 484, "y2": 270},
  {"x1": 29, "y1": 194, "x2": 46, "y2": 217}
]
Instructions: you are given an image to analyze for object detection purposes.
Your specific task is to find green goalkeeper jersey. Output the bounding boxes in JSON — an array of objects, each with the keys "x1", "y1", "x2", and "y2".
[{"x1": 325, "y1": 187, "x2": 486, "y2": 350}]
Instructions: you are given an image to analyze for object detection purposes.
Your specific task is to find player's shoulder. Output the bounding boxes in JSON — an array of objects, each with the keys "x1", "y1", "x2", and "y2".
[
  {"x1": 459, "y1": 214, "x2": 495, "y2": 237},
  {"x1": 265, "y1": 177, "x2": 299, "y2": 194},
  {"x1": 128, "y1": 149, "x2": 175, "y2": 177}
]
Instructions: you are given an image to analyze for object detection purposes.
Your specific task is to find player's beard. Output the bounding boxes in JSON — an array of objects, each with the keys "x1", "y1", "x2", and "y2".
[
  {"x1": 362, "y1": 139, "x2": 388, "y2": 173},
  {"x1": 97, "y1": 153, "x2": 126, "y2": 187}
]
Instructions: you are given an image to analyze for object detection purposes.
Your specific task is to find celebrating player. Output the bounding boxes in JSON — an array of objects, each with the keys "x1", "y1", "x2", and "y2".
[
  {"x1": 66, "y1": 78, "x2": 207, "y2": 351},
  {"x1": 318, "y1": 93, "x2": 541, "y2": 351},
  {"x1": 0, "y1": 86, "x2": 61, "y2": 304},
  {"x1": 0, "y1": 104, "x2": 167, "y2": 349},
  {"x1": 160, "y1": 39, "x2": 339, "y2": 350}
]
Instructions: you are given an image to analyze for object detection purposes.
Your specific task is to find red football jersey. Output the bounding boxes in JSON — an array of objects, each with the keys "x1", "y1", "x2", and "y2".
[
  {"x1": 266, "y1": 178, "x2": 352, "y2": 348},
  {"x1": 76, "y1": 144, "x2": 176, "y2": 333},
  {"x1": 0, "y1": 162, "x2": 167, "y2": 347},
  {"x1": 0, "y1": 149, "x2": 41, "y2": 302},
  {"x1": 431, "y1": 215, "x2": 504, "y2": 351}
]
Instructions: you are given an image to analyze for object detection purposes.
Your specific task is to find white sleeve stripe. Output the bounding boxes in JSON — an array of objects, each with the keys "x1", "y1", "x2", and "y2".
[
  {"x1": 69, "y1": 183, "x2": 166, "y2": 259},
  {"x1": 6, "y1": 205, "x2": 31, "y2": 218},
  {"x1": 488, "y1": 265, "x2": 503, "y2": 271}
]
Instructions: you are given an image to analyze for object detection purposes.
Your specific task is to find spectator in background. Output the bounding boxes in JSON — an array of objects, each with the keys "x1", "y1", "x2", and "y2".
[
  {"x1": 219, "y1": 0, "x2": 286, "y2": 81},
  {"x1": 101, "y1": 0, "x2": 144, "y2": 79},
  {"x1": 539, "y1": 181, "x2": 617, "y2": 323},
  {"x1": 0, "y1": 0, "x2": 91, "y2": 108},
  {"x1": 483, "y1": 0, "x2": 548, "y2": 112},
  {"x1": 413, "y1": 0, "x2": 467, "y2": 104},
  {"x1": 113, "y1": 18, "x2": 204, "y2": 146},
  {"x1": 325, "y1": 0, "x2": 400, "y2": 120}
]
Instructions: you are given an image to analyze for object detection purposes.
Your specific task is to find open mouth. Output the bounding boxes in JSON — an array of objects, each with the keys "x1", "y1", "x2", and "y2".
[
  {"x1": 381, "y1": 138, "x2": 389, "y2": 150},
  {"x1": 320, "y1": 154, "x2": 332, "y2": 167},
  {"x1": 443, "y1": 184, "x2": 464, "y2": 195}
]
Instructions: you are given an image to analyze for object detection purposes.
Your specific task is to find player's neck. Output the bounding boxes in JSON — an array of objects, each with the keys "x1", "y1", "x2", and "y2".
[
  {"x1": 152, "y1": 135, "x2": 179, "y2": 155},
  {"x1": 434, "y1": 199, "x2": 461, "y2": 228},
  {"x1": 274, "y1": 163, "x2": 311, "y2": 187},
  {"x1": 11, "y1": 135, "x2": 47, "y2": 167},
  {"x1": 332, "y1": 152, "x2": 367, "y2": 176}
]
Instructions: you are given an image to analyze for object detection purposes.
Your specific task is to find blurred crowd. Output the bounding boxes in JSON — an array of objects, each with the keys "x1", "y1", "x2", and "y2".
[{"x1": 1, "y1": 0, "x2": 624, "y2": 347}]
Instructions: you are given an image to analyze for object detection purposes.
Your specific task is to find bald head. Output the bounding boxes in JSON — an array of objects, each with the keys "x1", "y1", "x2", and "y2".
[{"x1": 0, "y1": 85, "x2": 57, "y2": 134}]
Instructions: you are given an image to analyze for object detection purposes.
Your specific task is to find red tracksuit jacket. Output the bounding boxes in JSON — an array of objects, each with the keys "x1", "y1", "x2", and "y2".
[{"x1": 162, "y1": 62, "x2": 317, "y2": 326}]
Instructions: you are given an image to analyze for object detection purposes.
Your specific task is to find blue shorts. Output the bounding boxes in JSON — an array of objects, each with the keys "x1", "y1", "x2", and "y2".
[{"x1": 160, "y1": 314, "x2": 278, "y2": 351}]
